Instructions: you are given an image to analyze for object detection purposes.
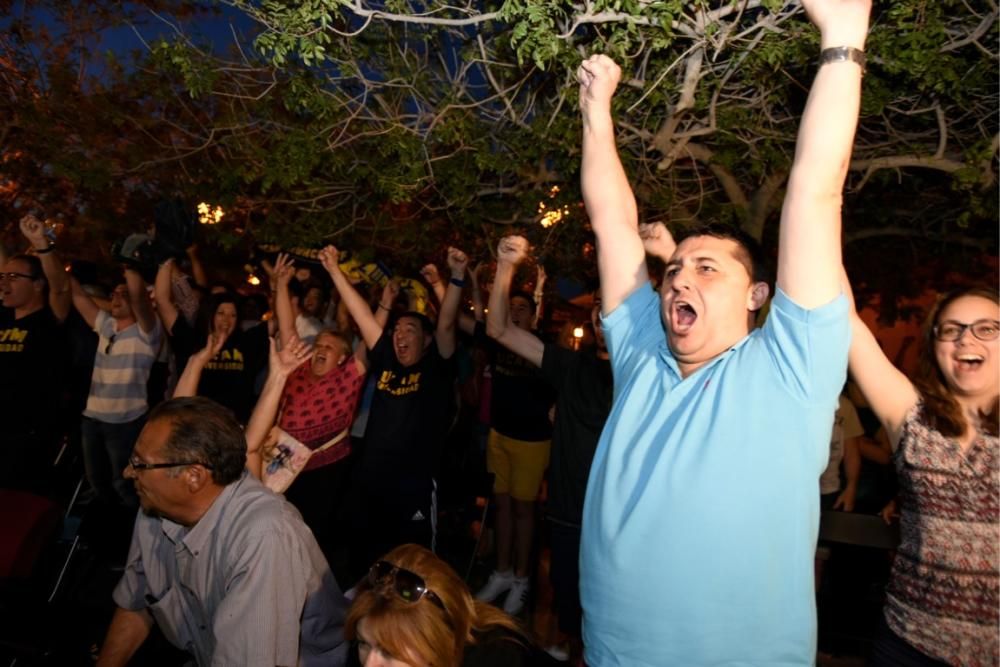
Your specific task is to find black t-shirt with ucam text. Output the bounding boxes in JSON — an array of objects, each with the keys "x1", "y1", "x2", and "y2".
[
  {"x1": 361, "y1": 329, "x2": 457, "y2": 481},
  {"x1": 170, "y1": 317, "x2": 269, "y2": 423},
  {"x1": 0, "y1": 306, "x2": 67, "y2": 435}
]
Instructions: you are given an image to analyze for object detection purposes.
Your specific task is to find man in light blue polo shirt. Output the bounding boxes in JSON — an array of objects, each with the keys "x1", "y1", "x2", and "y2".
[{"x1": 576, "y1": 0, "x2": 869, "y2": 664}]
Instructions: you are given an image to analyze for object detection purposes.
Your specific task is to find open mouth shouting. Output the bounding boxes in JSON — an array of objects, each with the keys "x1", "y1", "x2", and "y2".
[
  {"x1": 954, "y1": 352, "x2": 985, "y2": 373},
  {"x1": 670, "y1": 300, "x2": 698, "y2": 334}
]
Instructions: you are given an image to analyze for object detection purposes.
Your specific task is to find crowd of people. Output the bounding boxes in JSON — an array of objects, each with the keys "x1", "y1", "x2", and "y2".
[{"x1": 0, "y1": 0, "x2": 996, "y2": 665}]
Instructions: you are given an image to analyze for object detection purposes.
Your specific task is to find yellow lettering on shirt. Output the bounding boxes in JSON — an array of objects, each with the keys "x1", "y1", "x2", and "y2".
[
  {"x1": 376, "y1": 369, "x2": 422, "y2": 396},
  {"x1": 205, "y1": 360, "x2": 245, "y2": 371},
  {"x1": 0, "y1": 327, "x2": 28, "y2": 345}
]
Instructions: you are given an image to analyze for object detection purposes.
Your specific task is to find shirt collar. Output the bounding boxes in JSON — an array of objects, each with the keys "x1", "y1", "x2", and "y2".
[
  {"x1": 658, "y1": 331, "x2": 754, "y2": 379},
  {"x1": 160, "y1": 470, "x2": 250, "y2": 556}
]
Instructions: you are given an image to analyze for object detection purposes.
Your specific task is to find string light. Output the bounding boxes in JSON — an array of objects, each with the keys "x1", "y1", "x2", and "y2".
[
  {"x1": 197, "y1": 202, "x2": 225, "y2": 225},
  {"x1": 537, "y1": 185, "x2": 571, "y2": 228},
  {"x1": 247, "y1": 274, "x2": 261, "y2": 286}
]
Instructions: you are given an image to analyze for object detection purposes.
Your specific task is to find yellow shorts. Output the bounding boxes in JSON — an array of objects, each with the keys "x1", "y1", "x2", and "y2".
[{"x1": 486, "y1": 429, "x2": 551, "y2": 502}]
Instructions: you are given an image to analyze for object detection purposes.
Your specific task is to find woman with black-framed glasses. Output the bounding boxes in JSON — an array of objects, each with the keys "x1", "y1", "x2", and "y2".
[
  {"x1": 344, "y1": 544, "x2": 553, "y2": 667},
  {"x1": 847, "y1": 284, "x2": 999, "y2": 665}
]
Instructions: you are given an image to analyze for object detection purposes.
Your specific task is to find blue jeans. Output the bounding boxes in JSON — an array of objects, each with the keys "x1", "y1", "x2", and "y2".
[{"x1": 81, "y1": 414, "x2": 146, "y2": 507}]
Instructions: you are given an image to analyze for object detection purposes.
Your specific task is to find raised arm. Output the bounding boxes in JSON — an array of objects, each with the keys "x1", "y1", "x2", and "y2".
[
  {"x1": 69, "y1": 275, "x2": 101, "y2": 329},
  {"x1": 186, "y1": 245, "x2": 208, "y2": 288},
  {"x1": 638, "y1": 221, "x2": 677, "y2": 264},
  {"x1": 424, "y1": 261, "x2": 475, "y2": 334},
  {"x1": 244, "y1": 336, "x2": 311, "y2": 479},
  {"x1": 320, "y1": 246, "x2": 383, "y2": 349},
  {"x1": 377, "y1": 280, "x2": 399, "y2": 328},
  {"x1": 153, "y1": 259, "x2": 180, "y2": 332},
  {"x1": 436, "y1": 246, "x2": 468, "y2": 359},
  {"x1": 271, "y1": 253, "x2": 298, "y2": 348},
  {"x1": 124, "y1": 269, "x2": 157, "y2": 335},
  {"x1": 173, "y1": 333, "x2": 225, "y2": 398},
  {"x1": 469, "y1": 262, "x2": 486, "y2": 323},
  {"x1": 487, "y1": 236, "x2": 544, "y2": 368},
  {"x1": 578, "y1": 55, "x2": 647, "y2": 315},
  {"x1": 19, "y1": 215, "x2": 70, "y2": 321},
  {"x1": 777, "y1": 0, "x2": 870, "y2": 308},
  {"x1": 842, "y1": 269, "x2": 918, "y2": 446},
  {"x1": 420, "y1": 263, "x2": 446, "y2": 305},
  {"x1": 532, "y1": 263, "x2": 546, "y2": 329}
]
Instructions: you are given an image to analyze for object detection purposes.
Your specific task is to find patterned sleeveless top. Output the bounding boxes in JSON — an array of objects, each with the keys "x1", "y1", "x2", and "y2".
[{"x1": 885, "y1": 403, "x2": 999, "y2": 666}]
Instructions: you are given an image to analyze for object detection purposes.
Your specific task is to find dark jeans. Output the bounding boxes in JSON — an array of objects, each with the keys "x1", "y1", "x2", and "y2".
[
  {"x1": 348, "y1": 471, "x2": 435, "y2": 584},
  {"x1": 549, "y1": 519, "x2": 583, "y2": 637},
  {"x1": 81, "y1": 414, "x2": 146, "y2": 507},
  {"x1": 285, "y1": 458, "x2": 353, "y2": 566},
  {"x1": 869, "y1": 615, "x2": 950, "y2": 667}
]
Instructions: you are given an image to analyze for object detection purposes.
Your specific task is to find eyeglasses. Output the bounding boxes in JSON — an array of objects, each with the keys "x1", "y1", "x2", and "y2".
[
  {"x1": 933, "y1": 319, "x2": 1000, "y2": 342},
  {"x1": 0, "y1": 272, "x2": 36, "y2": 282},
  {"x1": 127, "y1": 455, "x2": 214, "y2": 472},
  {"x1": 368, "y1": 560, "x2": 445, "y2": 610},
  {"x1": 105, "y1": 333, "x2": 117, "y2": 355}
]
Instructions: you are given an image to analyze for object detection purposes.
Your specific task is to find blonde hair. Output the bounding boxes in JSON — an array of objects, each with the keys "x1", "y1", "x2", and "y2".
[{"x1": 345, "y1": 544, "x2": 523, "y2": 666}]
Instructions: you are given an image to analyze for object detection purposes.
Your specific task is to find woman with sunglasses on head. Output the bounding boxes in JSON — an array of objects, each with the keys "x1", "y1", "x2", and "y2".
[
  {"x1": 847, "y1": 284, "x2": 998, "y2": 666},
  {"x1": 346, "y1": 544, "x2": 554, "y2": 667}
]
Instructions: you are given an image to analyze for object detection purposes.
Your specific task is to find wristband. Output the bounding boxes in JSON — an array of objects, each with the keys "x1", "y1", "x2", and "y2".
[
  {"x1": 34, "y1": 244, "x2": 55, "y2": 255},
  {"x1": 449, "y1": 277, "x2": 466, "y2": 288},
  {"x1": 377, "y1": 302, "x2": 391, "y2": 311},
  {"x1": 819, "y1": 46, "x2": 866, "y2": 74}
]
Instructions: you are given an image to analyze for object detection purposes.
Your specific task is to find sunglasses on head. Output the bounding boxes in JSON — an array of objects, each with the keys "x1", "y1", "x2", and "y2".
[{"x1": 368, "y1": 560, "x2": 445, "y2": 610}]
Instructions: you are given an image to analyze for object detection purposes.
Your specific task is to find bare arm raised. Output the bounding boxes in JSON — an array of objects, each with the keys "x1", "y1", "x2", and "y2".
[
  {"x1": 320, "y1": 246, "x2": 383, "y2": 350},
  {"x1": 486, "y1": 236, "x2": 544, "y2": 368},
  {"x1": 244, "y1": 337, "x2": 312, "y2": 479},
  {"x1": 19, "y1": 215, "x2": 70, "y2": 321},
  {"x1": 578, "y1": 55, "x2": 647, "y2": 315},
  {"x1": 436, "y1": 247, "x2": 468, "y2": 359},
  {"x1": 153, "y1": 259, "x2": 180, "y2": 332},
  {"x1": 124, "y1": 269, "x2": 157, "y2": 335},
  {"x1": 842, "y1": 269, "x2": 919, "y2": 447},
  {"x1": 271, "y1": 253, "x2": 298, "y2": 349},
  {"x1": 778, "y1": 0, "x2": 870, "y2": 308}
]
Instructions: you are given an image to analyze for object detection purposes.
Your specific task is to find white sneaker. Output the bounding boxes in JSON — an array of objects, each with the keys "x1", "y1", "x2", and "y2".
[
  {"x1": 502, "y1": 575, "x2": 530, "y2": 615},
  {"x1": 476, "y1": 569, "x2": 514, "y2": 601}
]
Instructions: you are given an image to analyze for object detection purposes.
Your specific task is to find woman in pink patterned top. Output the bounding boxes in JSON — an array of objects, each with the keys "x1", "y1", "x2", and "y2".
[{"x1": 848, "y1": 285, "x2": 998, "y2": 666}]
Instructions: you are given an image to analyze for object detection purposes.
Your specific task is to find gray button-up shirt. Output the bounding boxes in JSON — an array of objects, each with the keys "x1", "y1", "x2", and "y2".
[{"x1": 113, "y1": 471, "x2": 348, "y2": 666}]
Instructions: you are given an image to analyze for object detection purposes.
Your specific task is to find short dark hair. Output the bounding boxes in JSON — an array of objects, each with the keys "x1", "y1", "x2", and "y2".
[
  {"x1": 395, "y1": 311, "x2": 435, "y2": 335},
  {"x1": 147, "y1": 397, "x2": 246, "y2": 485},
  {"x1": 10, "y1": 254, "x2": 45, "y2": 285},
  {"x1": 509, "y1": 291, "x2": 537, "y2": 313},
  {"x1": 675, "y1": 223, "x2": 772, "y2": 286}
]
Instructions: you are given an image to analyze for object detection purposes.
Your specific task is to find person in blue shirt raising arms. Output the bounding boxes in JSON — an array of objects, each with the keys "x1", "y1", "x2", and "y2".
[{"x1": 575, "y1": 0, "x2": 869, "y2": 664}]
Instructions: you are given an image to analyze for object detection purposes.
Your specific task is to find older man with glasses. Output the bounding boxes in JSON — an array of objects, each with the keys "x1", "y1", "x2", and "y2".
[{"x1": 97, "y1": 396, "x2": 350, "y2": 667}]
